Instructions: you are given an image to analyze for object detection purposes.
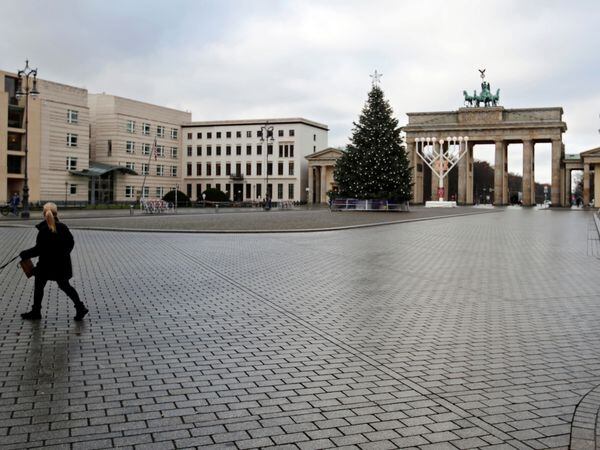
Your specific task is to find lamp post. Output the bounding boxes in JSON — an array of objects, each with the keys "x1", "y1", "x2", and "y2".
[
  {"x1": 15, "y1": 59, "x2": 39, "y2": 219},
  {"x1": 259, "y1": 122, "x2": 274, "y2": 204},
  {"x1": 65, "y1": 181, "x2": 68, "y2": 207},
  {"x1": 305, "y1": 187, "x2": 310, "y2": 208}
]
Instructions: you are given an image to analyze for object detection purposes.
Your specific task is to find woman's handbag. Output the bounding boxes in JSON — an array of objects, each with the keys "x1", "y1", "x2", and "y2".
[{"x1": 18, "y1": 259, "x2": 34, "y2": 278}]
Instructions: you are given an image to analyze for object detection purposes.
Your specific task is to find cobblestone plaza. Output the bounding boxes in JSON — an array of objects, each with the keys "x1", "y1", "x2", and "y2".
[{"x1": 0, "y1": 209, "x2": 599, "y2": 449}]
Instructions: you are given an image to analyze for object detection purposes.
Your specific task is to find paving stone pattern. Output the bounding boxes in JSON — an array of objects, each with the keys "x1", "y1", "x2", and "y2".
[{"x1": 0, "y1": 209, "x2": 598, "y2": 449}]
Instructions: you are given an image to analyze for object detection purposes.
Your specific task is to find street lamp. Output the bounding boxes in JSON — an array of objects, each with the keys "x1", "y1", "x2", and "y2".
[
  {"x1": 15, "y1": 59, "x2": 39, "y2": 219},
  {"x1": 259, "y1": 122, "x2": 274, "y2": 202},
  {"x1": 65, "y1": 181, "x2": 68, "y2": 207}
]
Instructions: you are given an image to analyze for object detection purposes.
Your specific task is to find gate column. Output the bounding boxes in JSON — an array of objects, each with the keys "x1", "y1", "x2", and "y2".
[
  {"x1": 458, "y1": 143, "x2": 467, "y2": 204},
  {"x1": 494, "y1": 140, "x2": 506, "y2": 205},
  {"x1": 466, "y1": 141, "x2": 474, "y2": 204},
  {"x1": 551, "y1": 139, "x2": 562, "y2": 205},
  {"x1": 522, "y1": 140, "x2": 534, "y2": 206},
  {"x1": 583, "y1": 164, "x2": 591, "y2": 206}
]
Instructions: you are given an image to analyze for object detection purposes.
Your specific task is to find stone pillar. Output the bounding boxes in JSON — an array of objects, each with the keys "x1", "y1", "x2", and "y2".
[
  {"x1": 522, "y1": 140, "x2": 534, "y2": 206},
  {"x1": 408, "y1": 140, "x2": 423, "y2": 204},
  {"x1": 458, "y1": 141, "x2": 467, "y2": 204},
  {"x1": 307, "y1": 165, "x2": 314, "y2": 204},
  {"x1": 583, "y1": 164, "x2": 591, "y2": 206},
  {"x1": 466, "y1": 142, "x2": 474, "y2": 204},
  {"x1": 494, "y1": 140, "x2": 505, "y2": 205},
  {"x1": 595, "y1": 166, "x2": 600, "y2": 208},
  {"x1": 320, "y1": 165, "x2": 328, "y2": 204},
  {"x1": 551, "y1": 139, "x2": 562, "y2": 205},
  {"x1": 503, "y1": 144, "x2": 509, "y2": 204}
]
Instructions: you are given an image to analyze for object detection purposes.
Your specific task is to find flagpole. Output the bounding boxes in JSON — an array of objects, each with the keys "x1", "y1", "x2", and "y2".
[{"x1": 140, "y1": 137, "x2": 156, "y2": 210}]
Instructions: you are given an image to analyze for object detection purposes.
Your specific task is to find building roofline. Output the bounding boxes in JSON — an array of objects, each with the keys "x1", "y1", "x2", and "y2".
[
  {"x1": 88, "y1": 92, "x2": 191, "y2": 116},
  {"x1": 406, "y1": 106, "x2": 564, "y2": 116},
  {"x1": 182, "y1": 118, "x2": 329, "y2": 131}
]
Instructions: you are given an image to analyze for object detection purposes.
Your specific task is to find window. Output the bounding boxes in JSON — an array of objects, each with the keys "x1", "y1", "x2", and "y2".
[
  {"x1": 246, "y1": 162, "x2": 251, "y2": 176},
  {"x1": 216, "y1": 145, "x2": 222, "y2": 156},
  {"x1": 142, "y1": 143, "x2": 151, "y2": 155},
  {"x1": 257, "y1": 130, "x2": 262, "y2": 138},
  {"x1": 206, "y1": 163, "x2": 212, "y2": 176},
  {"x1": 256, "y1": 183, "x2": 262, "y2": 198},
  {"x1": 206, "y1": 183, "x2": 212, "y2": 190},
  {"x1": 206, "y1": 145, "x2": 212, "y2": 156},
  {"x1": 187, "y1": 145, "x2": 192, "y2": 157},
  {"x1": 67, "y1": 109, "x2": 78, "y2": 124},
  {"x1": 246, "y1": 131, "x2": 252, "y2": 138},
  {"x1": 187, "y1": 163, "x2": 192, "y2": 176},
  {"x1": 216, "y1": 163, "x2": 221, "y2": 176},
  {"x1": 187, "y1": 183, "x2": 192, "y2": 198},
  {"x1": 216, "y1": 132, "x2": 222, "y2": 139},
  {"x1": 313, "y1": 134, "x2": 316, "y2": 141},
  {"x1": 226, "y1": 131, "x2": 231, "y2": 138},
  {"x1": 171, "y1": 166, "x2": 178, "y2": 177},
  {"x1": 279, "y1": 145, "x2": 283, "y2": 158},
  {"x1": 236, "y1": 145, "x2": 241, "y2": 156},
  {"x1": 171, "y1": 147, "x2": 178, "y2": 158},
  {"x1": 225, "y1": 163, "x2": 231, "y2": 176},
  {"x1": 246, "y1": 145, "x2": 252, "y2": 156},
  {"x1": 125, "y1": 186, "x2": 135, "y2": 198},
  {"x1": 143, "y1": 123, "x2": 151, "y2": 135},
  {"x1": 67, "y1": 133, "x2": 78, "y2": 147},
  {"x1": 156, "y1": 187, "x2": 164, "y2": 198},
  {"x1": 267, "y1": 183, "x2": 272, "y2": 197},
  {"x1": 126, "y1": 141, "x2": 135, "y2": 153},
  {"x1": 236, "y1": 131, "x2": 241, "y2": 138},
  {"x1": 125, "y1": 162, "x2": 135, "y2": 171},
  {"x1": 66, "y1": 156, "x2": 77, "y2": 171},
  {"x1": 126, "y1": 120, "x2": 135, "y2": 133},
  {"x1": 187, "y1": 132, "x2": 192, "y2": 139},
  {"x1": 196, "y1": 145, "x2": 202, "y2": 156},
  {"x1": 278, "y1": 130, "x2": 284, "y2": 137},
  {"x1": 288, "y1": 184, "x2": 294, "y2": 199},
  {"x1": 142, "y1": 186, "x2": 149, "y2": 198},
  {"x1": 108, "y1": 140, "x2": 112, "y2": 156},
  {"x1": 290, "y1": 144, "x2": 294, "y2": 158},
  {"x1": 267, "y1": 144, "x2": 273, "y2": 155},
  {"x1": 207, "y1": 132, "x2": 212, "y2": 139},
  {"x1": 246, "y1": 184, "x2": 251, "y2": 198},
  {"x1": 289, "y1": 129, "x2": 295, "y2": 137},
  {"x1": 226, "y1": 145, "x2": 231, "y2": 156},
  {"x1": 170, "y1": 128, "x2": 178, "y2": 140},
  {"x1": 157, "y1": 125, "x2": 165, "y2": 137},
  {"x1": 313, "y1": 145, "x2": 316, "y2": 152},
  {"x1": 216, "y1": 183, "x2": 221, "y2": 192},
  {"x1": 196, "y1": 184, "x2": 202, "y2": 200},
  {"x1": 197, "y1": 132, "x2": 202, "y2": 139},
  {"x1": 256, "y1": 162, "x2": 262, "y2": 176},
  {"x1": 70, "y1": 184, "x2": 77, "y2": 195},
  {"x1": 156, "y1": 165, "x2": 164, "y2": 176},
  {"x1": 156, "y1": 145, "x2": 165, "y2": 157},
  {"x1": 277, "y1": 183, "x2": 283, "y2": 199},
  {"x1": 141, "y1": 163, "x2": 149, "y2": 175},
  {"x1": 267, "y1": 162, "x2": 273, "y2": 176},
  {"x1": 256, "y1": 145, "x2": 262, "y2": 155},
  {"x1": 285, "y1": 145, "x2": 290, "y2": 157},
  {"x1": 236, "y1": 163, "x2": 241, "y2": 176},
  {"x1": 289, "y1": 162, "x2": 294, "y2": 176},
  {"x1": 278, "y1": 162, "x2": 284, "y2": 176},
  {"x1": 196, "y1": 163, "x2": 201, "y2": 176}
]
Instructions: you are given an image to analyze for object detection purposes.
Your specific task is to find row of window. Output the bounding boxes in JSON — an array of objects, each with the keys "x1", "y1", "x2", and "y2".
[
  {"x1": 124, "y1": 162, "x2": 178, "y2": 177},
  {"x1": 126, "y1": 120, "x2": 178, "y2": 139},
  {"x1": 186, "y1": 129, "x2": 296, "y2": 140},
  {"x1": 186, "y1": 161, "x2": 294, "y2": 177},
  {"x1": 187, "y1": 183, "x2": 295, "y2": 201},
  {"x1": 125, "y1": 186, "x2": 175, "y2": 199},
  {"x1": 125, "y1": 141, "x2": 178, "y2": 158},
  {"x1": 185, "y1": 144, "x2": 295, "y2": 158}
]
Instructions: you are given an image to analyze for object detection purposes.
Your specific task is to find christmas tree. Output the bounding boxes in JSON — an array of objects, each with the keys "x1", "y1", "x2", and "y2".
[{"x1": 334, "y1": 81, "x2": 412, "y2": 202}]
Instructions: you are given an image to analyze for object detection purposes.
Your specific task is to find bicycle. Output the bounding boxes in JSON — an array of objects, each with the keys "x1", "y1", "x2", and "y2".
[{"x1": 0, "y1": 204, "x2": 10, "y2": 216}]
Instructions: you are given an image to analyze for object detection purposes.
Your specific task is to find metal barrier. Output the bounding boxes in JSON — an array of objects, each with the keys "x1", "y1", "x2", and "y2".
[
  {"x1": 140, "y1": 199, "x2": 174, "y2": 214},
  {"x1": 331, "y1": 198, "x2": 409, "y2": 212}
]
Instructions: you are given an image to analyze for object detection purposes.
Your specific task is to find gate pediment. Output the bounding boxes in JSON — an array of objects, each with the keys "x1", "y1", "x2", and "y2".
[{"x1": 458, "y1": 107, "x2": 503, "y2": 125}]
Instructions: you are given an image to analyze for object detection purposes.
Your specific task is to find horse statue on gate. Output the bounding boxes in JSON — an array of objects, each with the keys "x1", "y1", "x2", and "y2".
[{"x1": 462, "y1": 70, "x2": 501, "y2": 107}]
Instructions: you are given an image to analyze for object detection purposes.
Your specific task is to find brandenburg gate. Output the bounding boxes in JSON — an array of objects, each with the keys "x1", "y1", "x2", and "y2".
[{"x1": 402, "y1": 73, "x2": 568, "y2": 206}]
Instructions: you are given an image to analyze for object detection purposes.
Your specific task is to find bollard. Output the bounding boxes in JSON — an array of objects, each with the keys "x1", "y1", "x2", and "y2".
[
  {"x1": 130, "y1": 205, "x2": 134, "y2": 216},
  {"x1": 215, "y1": 204, "x2": 219, "y2": 213}
]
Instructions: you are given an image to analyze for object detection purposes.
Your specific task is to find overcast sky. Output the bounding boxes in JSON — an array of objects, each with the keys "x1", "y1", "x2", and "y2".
[{"x1": 3, "y1": 0, "x2": 599, "y2": 183}]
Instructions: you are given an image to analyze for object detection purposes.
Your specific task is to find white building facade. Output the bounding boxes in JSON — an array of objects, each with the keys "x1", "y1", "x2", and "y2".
[{"x1": 181, "y1": 118, "x2": 328, "y2": 203}]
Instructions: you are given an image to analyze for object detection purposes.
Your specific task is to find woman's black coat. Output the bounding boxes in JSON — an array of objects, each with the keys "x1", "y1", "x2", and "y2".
[{"x1": 20, "y1": 220, "x2": 75, "y2": 280}]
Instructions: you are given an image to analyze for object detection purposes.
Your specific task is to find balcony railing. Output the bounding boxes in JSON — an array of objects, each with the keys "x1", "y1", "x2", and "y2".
[{"x1": 229, "y1": 173, "x2": 244, "y2": 181}]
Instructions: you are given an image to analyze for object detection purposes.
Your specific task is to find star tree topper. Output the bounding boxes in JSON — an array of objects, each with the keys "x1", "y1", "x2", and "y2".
[{"x1": 370, "y1": 70, "x2": 383, "y2": 86}]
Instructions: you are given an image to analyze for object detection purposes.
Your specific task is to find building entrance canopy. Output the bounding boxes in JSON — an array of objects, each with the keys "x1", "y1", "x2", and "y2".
[
  {"x1": 402, "y1": 107, "x2": 567, "y2": 206},
  {"x1": 69, "y1": 161, "x2": 138, "y2": 178}
]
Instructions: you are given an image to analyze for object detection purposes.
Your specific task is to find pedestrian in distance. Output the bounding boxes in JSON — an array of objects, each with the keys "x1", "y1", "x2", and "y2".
[
  {"x1": 19, "y1": 202, "x2": 88, "y2": 321},
  {"x1": 10, "y1": 192, "x2": 20, "y2": 216}
]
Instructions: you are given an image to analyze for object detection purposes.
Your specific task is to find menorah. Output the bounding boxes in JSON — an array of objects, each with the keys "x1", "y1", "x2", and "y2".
[{"x1": 415, "y1": 136, "x2": 469, "y2": 206}]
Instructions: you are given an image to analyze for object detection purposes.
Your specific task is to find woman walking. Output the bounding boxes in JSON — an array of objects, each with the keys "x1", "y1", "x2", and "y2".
[{"x1": 20, "y1": 202, "x2": 88, "y2": 321}]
